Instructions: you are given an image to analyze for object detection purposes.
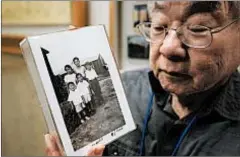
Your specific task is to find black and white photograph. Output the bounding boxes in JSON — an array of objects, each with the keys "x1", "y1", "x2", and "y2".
[
  {"x1": 41, "y1": 47, "x2": 125, "y2": 151},
  {"x1": 128, "y1": 35, "x2": 149, "y2": 59},
  {"x1": 133, "y1": 3, "x2": 150, "y2": 30},
  {"x1": 23, "y1": 26, "x2": 136, "y2": 155}
]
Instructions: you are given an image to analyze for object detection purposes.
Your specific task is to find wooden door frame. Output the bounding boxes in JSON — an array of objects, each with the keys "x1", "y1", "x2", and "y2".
[
  {"x1": 71, "y1": 1, "x2": 88, "y2": 28},
  {"x1": 109, "y1": 1, "x2": 122, "y2": 68}
]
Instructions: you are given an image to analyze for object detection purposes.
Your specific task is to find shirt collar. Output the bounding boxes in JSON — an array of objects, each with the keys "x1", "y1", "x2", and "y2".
[{"x1": 148, "y1": 70, "x2": 240, "y2": 121}]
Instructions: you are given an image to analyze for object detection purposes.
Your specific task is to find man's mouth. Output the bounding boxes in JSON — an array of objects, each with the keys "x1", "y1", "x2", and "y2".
[{"x1": 158, "y1": 69, "x2": 191, "y2": 79}]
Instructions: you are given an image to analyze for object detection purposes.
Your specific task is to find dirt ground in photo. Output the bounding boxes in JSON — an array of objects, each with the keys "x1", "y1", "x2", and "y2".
[{"x1": 70, "y1": 76, "x2": 125, "y2": 150}]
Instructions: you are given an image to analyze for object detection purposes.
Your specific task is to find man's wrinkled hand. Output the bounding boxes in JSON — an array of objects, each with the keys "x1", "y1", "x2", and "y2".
[
  {"x1": 45, "y1": 133, "x2": 105, "y2": 156},
  {"x1": 87, "y1": 145, "x2": 105, "y2": 156},
  {"x1": 45, "y1": 134, "x2": 64, "y2": 156}
]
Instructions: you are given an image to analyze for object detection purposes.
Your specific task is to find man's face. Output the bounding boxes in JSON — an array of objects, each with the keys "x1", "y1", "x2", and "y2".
[
  {"x1": 150, "y1": 1, "x2": 240, "y2": 96},
  {"x1": 74, "y1": 59, "x2": 81, "y2": 67}
]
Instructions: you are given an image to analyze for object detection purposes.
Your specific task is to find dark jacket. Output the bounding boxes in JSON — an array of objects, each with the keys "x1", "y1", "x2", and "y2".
[{"x1": 103, "y1": 69, "x2": 240, "y2": 156}]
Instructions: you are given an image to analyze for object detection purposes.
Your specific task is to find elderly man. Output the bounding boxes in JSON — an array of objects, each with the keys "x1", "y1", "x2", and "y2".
[{"x1": 45, "y1": 1, "x2": 240, "y2": 156}]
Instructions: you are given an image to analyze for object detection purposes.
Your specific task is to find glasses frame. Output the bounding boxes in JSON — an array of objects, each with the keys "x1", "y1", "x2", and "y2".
[{"x1": 137, "y1": 18, "x2": 240, "y2": 49}]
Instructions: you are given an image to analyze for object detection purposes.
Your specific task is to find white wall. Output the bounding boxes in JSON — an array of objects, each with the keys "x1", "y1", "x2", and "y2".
[{"x1": 89, "y1": 1, "x2": 110, "y2": 34}]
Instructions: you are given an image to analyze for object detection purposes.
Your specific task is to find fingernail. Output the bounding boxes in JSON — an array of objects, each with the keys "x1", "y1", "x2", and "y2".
[
  {"x1": 45, "y1": 134, "x2": 51, "y2": 149},
  {"x1": 44, "y1": 134, "x2": 50, "y2": 141}
]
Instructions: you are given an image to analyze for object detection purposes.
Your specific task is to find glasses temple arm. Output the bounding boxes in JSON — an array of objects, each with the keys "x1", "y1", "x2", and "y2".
[{"x1": 211, "y1": 18, "x2": 240, "y2": 33}]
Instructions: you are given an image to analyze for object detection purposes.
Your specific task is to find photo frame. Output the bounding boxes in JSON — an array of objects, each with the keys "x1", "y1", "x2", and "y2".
[
  {"x1": 127, "y1": 35, "x2": 149, "y2": 59},
  {"x1": 20, "y1": 26, "x2": 136, "y2": 155},
  {"x1": 109, "y1": 1, "x2": 150, "y2": 71},
  {"x1": 133, "y1": 3, "x2": 150, "y2": 30}
]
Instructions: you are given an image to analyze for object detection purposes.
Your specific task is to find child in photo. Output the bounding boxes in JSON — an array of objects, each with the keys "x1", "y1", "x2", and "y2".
[
  {"x1": 76, "y1": 73, "x2": 95, "y2": 116},
  {"x1": 85, "y1": 62, "x2": 104, "y2": 106},
  {"x1": 73, "y1": 57, "x2": 86, "y2": 77},
  {"x1": 64, "y1": 65, "x2": 76, "y2": 84},
  {"x1": 67, "y1": 82, "x2": 89, "y2": 124}
]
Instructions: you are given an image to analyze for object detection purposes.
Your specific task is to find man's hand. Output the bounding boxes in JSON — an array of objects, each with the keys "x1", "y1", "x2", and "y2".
[
  {"x1": 44, "y1": 133, "x2": 105, "y2": 156},
  {"x1": 45, "y1": 134, "x2": 64, "y2": 156},
  {"x1": 87, "y1": 145, "x2": 105, "y2": 156}
]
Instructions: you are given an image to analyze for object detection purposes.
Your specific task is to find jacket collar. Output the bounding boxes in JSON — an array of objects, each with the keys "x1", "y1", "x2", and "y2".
[
  {"x1": 148, "y1": 71, "x2": 240, "y2": 121},
  {"x1": 213, "y1": 71, "x2": 240, "y2": 121}
]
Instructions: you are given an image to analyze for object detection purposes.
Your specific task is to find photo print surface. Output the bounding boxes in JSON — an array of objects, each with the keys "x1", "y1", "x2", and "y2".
[
  {"x1": 26, "y1": 26, "x2": 136, "y2": 155},
  {"x1": 41, "y1": 47, "x2": 125, "y2": 151}
]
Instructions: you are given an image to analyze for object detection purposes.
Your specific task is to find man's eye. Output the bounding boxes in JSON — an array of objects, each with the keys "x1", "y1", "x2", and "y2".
[
  {"x1": 188, "y1": 25, "x2": 209, "y2": 33},
  {"x1": 152, "y1": 25, "x2": 165, "y2": 33}
]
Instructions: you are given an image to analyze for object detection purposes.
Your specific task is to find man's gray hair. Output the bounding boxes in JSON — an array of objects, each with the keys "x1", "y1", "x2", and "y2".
[
  {"x1": 147, "y1": 1, "x2": 240, "y2": 19},
  {"x1": 230, "y1": 1, "x2": 240, "y2": 18}
]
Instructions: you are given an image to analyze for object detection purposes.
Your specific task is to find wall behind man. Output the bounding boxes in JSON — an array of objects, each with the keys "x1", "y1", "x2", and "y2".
[
  {"x1": 89, "y1": 1, "x2": 110, "y2": 34},
  {"x1": 1, "y1": 1, "x2": 110, "y2": 156},
  {"x1": 2, "y1": 1, "x2": 110, "y2": 36},
  {"x1": 2, "y1": 53, "x2": 47, "y2": 156}
]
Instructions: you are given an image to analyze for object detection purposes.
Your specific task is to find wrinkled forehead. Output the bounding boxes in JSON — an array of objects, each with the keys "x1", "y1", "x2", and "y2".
[{"x1": 148, "y1": 1, "x2": 229, "y2": 21}]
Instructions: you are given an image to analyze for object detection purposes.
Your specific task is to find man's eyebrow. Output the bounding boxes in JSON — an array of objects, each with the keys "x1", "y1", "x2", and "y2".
[
  {"x1": 183, "y1": 1, "x2": 221, "y2": 19},
  {"x1": 151, "y1": 2, "x2": 167, "y2": 12}
]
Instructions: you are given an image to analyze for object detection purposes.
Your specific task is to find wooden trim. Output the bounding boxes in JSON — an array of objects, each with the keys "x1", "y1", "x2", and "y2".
[
  {"x1": 2, "y1": 34, "x2": 24, "y2": 39},
  {"x1": 2, "y1": 34, "x2": 25, "y2": 54},
  {"x1": 109, "y1": 1, "x2": 122, "y2": 68},
  {"x1": 71, "y1": 1, "x2": 88, "y2": 27},
  {"x1": 109, "y1": 1, "x2": 116, "y2": 48}
]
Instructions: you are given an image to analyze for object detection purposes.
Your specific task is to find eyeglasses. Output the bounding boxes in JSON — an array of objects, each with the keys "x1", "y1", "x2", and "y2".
[{"x1": 137, "y1": 18, "x2": 240, "y2": 49}]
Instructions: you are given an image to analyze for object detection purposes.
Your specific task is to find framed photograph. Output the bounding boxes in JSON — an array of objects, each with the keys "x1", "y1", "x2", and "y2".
[
  {"x1": 128, "y1": 35, "x2": 149, "y2": 59},
  {"x1": 133, "y1": 3, "x2": 150, "y2": 31},
  {"x1": 21, "y1": 26, "x2": 136, "y2": 155}
]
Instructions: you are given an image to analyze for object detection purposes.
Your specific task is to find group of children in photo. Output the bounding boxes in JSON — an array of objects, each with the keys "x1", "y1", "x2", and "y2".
[{"x1": 64, "y1": 57, "x2": 104, "y2": 124}]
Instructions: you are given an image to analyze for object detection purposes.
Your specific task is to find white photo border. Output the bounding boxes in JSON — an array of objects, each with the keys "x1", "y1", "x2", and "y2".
[{"x1": 28, "y1": 26, "x2": 136, "y2": 156}]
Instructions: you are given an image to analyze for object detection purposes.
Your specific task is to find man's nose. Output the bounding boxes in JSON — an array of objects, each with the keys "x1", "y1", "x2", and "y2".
[{"x1": 159, "y1": 30, "x2": 186, "y2": 61}]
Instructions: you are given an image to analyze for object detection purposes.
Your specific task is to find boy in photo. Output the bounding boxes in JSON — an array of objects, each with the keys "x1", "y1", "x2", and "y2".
[
  {"x1": 67, "y1": 82, "x2": 89, "y2": 124},
  {"x1": 76, "y1": 73, "x2": 95, "y2": 116},
  {"x1": 85, "y1": 62, "x2": 104, "y2": 106}
]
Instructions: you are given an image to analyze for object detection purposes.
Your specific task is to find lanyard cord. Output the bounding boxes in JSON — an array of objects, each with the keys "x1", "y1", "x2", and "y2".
[
  {"x1": 139, "y1": 92, "x2": 197, "y2": 156},
  {"x1": 139, "y1": 92, "x2": 154, "y2": 156},
  {"x1": 171, "y1": 115, "x2": 197, "y2": 156}
]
